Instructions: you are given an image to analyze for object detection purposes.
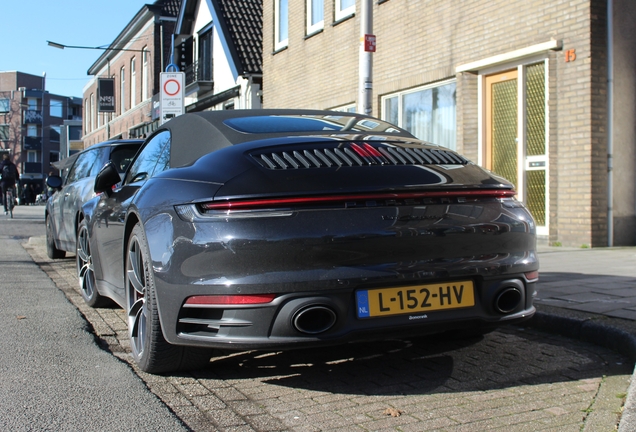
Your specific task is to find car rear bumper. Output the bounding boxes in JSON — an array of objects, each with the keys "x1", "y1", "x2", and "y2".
[{"x1": 154, "y1": 270, "x2": 537, "y2": 350}]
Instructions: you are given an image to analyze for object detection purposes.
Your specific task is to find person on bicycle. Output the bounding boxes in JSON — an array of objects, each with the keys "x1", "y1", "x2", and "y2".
[{"x1": 1, "y1": 153, "x2": 19, "y2": 215}]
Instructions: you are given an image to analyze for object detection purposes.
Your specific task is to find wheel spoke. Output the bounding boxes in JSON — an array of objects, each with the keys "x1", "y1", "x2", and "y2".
[
  {"x1": 130, "y1": 300, "x2": 146, "y2": 355},
  {"x1": 79, "y1": 263, "x2": 95, "y2": 296},
  {"x1": 127, "y1": 241, "x2": 145, "y2": 297},
  {"x1": 77, "y1": 230, "x2": 90, "y2": 262},
  {"x1": 129, "y1": 298, "x2": 145, "y2": 336}
]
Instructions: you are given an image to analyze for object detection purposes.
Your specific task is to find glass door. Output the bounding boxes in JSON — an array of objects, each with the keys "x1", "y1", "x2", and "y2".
[
  {"x1": 484, "y1": 63, "x2": 548, "y2": 234},
  {"x1": 485, "y1": 69, "x2": 518, "y2": 189}
]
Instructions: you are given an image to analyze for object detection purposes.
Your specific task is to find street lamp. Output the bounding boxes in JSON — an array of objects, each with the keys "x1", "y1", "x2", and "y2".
[
  {"x1": 47, "y1": 40, "x2": 148, "y2": 53},
  {"x1": 47, "y1": 41, "x2": 149, "y2": 141}
]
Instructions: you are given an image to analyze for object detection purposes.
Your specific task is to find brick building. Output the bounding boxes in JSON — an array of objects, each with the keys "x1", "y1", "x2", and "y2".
[
  {"x1": 262, "y1": 0, "x2": 636, "y2": 248},
  {"x1": 82, "y1": 0, "x2": 181, "y2": 147},
  {"x1": 0, "y1": 71, "x2": 82, "y2": 193}
]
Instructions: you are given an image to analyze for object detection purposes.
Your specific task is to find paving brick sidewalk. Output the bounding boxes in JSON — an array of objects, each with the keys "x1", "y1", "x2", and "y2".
[{"x1": 533, "y1": 245, "x2": 636, "y2": 432}]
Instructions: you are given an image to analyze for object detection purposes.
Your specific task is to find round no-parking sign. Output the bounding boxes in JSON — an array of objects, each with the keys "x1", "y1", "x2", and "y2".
[
  {"x1": 160, "y1": 72, "x2": 185, "y2": 124},
  {"x1": 163, "y1": 79, "x2": 181, "y2": 97}
]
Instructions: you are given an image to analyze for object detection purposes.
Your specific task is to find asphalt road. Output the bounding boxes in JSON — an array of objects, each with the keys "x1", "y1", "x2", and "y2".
[
  {"x1": 2, "y1": 205, "x2": 634, "y2": 431},
  {"x1": 0, "y1": 206, "x2": 188, "y2": 431}
]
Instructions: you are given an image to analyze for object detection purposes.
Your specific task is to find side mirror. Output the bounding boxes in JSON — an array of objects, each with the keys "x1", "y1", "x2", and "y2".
[
  {"x1": 94, "y1": 161, "x2": 121, "y2": 195},
  {"x1": 46, "y1": 175, "x2": 63, "y2": 190}
]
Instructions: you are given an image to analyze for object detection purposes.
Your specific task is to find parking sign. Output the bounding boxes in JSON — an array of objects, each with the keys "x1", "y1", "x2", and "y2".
[{"x1": 160, "y1": 72, "x2": 185, "y2": 124}]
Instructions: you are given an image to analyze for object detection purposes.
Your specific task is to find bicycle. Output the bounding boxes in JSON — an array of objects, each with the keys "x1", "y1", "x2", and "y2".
[{"x1": 4, "y1": 186, "x2": 15, "y2": 219}]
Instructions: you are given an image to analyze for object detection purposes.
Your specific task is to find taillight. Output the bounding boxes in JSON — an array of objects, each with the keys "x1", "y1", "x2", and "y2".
[
  {"x1": 184, "y1": 294, "x2": 276, "y2": 306},
  {"x1": 525, "y1": 271, "x2": 539, "y2": 282},
  {"x1": 200, "y1": 189, "x2": 516, "y2": 211}
]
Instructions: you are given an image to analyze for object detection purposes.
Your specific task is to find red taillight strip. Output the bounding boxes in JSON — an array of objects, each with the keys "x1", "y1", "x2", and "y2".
[
  {"x1": 201, "y1": 189, "x2": 516, "y2": 211},
  {"x1": 184, "y1": 294, "x2": 276, "y2": 305}
]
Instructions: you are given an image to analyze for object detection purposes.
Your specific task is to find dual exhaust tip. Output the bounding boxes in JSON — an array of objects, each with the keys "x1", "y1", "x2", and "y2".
[{"x1": 291, "y1": 285, "x2": 524, "y2": 334}]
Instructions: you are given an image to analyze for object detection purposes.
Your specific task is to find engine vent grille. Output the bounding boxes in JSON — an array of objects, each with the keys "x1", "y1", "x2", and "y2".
[{"x1": 251, "y1": 142, "x2": 469, "y2": 170}]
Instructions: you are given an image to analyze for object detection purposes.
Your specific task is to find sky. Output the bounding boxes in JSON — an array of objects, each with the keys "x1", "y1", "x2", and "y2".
[{"x1": 1, "y1": 0, "x2": 151, "y2": 98}]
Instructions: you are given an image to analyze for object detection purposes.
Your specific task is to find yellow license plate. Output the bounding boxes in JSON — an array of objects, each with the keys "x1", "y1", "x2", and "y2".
[{"x1": 356, "y1": 281, "x2": 475, "y2": 318}]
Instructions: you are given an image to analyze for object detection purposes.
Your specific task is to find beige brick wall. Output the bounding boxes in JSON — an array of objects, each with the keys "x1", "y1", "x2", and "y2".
[{"x1": 263, "y1": 0, "x2": 628, "y2": 247}]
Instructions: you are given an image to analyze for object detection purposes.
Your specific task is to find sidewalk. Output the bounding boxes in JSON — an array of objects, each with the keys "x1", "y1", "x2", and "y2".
[
  {"x1": 11, "y1": 204, "x2": 636, "y2": 430},
  {"x1": 532, "y1": 245, "x2": 636, "y2": 431}
]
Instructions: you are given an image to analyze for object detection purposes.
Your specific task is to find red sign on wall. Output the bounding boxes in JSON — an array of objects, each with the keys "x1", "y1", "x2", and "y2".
[{"x1": 364, "y1": 34, "x2": 376, "y2": 52}]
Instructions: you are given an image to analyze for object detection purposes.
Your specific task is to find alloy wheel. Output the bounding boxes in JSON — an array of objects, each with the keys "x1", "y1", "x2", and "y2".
[
  {"x1": 126, "y1": 234, "x2": 148, "y2": 359},
  {"x1": 76, "y1": 224, "x2": 96, "y2": 301}
]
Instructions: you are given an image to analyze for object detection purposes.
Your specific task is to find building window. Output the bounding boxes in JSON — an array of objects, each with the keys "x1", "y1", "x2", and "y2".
[
  {"x1": 50, "y1": 125, "x2": 61, "y2": 142},
  {"x1": 382, "y1": 80, "x2": 457, "y2": 150},
  {"x1": 274, "y1": 0, "x2": 289, "y2": 50},
  {"x1": 307, "y1": 0, "x2": 324, "y2": 35},
  {"x1": 198, "y1": 28, "x2": 213, "y2": 81},
  {"x1": 28, "y1": 98, "x2": 37, "y2": 110},
  {"x1": 0, "y1": 99, "x2": 9, "y2": 113},
  {"x1": 27, "y1": 125, "x2": 38, "y2": 137},
  {"x1": 85, "y1": 98, "x2": 89, "y2": 133},
  {"x1": 0, "y1": 124, "x2": 9, "y2": 140},
  {"x1": 131, "y1": 57, "x2": 137, "y2": 107},
  {"x1": 27, "y1": 150, "x2": 38, "y2": 163},
  {"x1": 142, "y1": 47, "x2": 148, "y2": 100},
  {"x1": 120, "y1": 67, "x2": 126, "y2": 113},
  {"x1": 331, "y1": 104, "x2": 355, "y2": 112},
  {"x1": 50, "y1": 99, "x2": 63, "y2": 118},
  {"x1": 335, "y1": 0, "x2": 355, "y2": 21},
  {"x1": 90, "y1": 93, "x2": 95, "y2": 131}
]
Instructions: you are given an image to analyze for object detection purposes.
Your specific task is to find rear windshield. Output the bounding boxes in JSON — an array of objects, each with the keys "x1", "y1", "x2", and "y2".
[{"x1": 224, "y1": 115, "x2": 405, "y2": 135}]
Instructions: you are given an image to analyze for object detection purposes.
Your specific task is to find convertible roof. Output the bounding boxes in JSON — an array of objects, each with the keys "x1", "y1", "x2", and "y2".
[{"x1": 160, "y1": 109, "x2": 415, "y2": 168}]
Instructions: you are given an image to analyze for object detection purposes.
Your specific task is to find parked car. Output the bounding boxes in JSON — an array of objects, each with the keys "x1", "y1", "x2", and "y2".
[
  {"x1": 45, "y1": 139, "x2": 142, "y2": 259},
  {"x1": 79, "y1": 110, "x2": 538, "y2": 374}
]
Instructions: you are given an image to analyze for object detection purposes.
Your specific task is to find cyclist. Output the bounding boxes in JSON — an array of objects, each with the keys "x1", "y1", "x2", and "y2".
[{"x1": 1, "y1": 153, "x2": 19, "y2": 215}]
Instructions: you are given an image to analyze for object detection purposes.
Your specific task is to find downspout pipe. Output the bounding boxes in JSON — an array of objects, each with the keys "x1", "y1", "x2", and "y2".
[{"x1": 607, "y1": 0, "x2": 614, "y2": 247}]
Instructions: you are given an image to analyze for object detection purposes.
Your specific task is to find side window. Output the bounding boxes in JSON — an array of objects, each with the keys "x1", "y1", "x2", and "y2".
[
  {"x1": 125, "y1": 131, "x2": 170, "y2": 184},
  {"x1": 66, "y1": 150, "x2": 98, "y2": 184},
  {"x1": 152, "y1": 136, "x2": 171, "y2": 176},
  {"x1": 109, "y1": 144, "x2": 142, "y2": 174}
]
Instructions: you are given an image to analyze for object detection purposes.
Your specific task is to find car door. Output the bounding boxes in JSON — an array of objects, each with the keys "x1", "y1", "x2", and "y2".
[
  {"x1": 62, "y1": 148, "x2": 108, "y2": 250},
  {"x1": 93, "y1": 132, "x2": 171, "y2": 295},
  {"x1": 52, "y1": 149, "x2": 101, "y2": 250}
]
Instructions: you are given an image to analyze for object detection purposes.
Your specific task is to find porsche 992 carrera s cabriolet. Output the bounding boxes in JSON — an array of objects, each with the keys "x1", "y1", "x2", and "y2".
[{"x1": 78, "y1": 109, "x2": 538, "y2": 374}]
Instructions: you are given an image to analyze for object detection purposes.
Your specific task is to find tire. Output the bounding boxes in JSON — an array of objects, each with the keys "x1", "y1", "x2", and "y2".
[
  {"x1": 46, "y1": 214, "x2": 66, "y2": 259},
  {"x1": 77, "y1": 219, "x2": 109, "y2": 307},
  {"x1": 126, "y1": 223, "x2": 211, "y2": 374}
]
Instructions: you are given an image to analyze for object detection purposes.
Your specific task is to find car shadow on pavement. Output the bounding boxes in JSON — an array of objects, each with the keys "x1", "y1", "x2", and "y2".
[{"x1": 188, "y1": 326, "x2": 633, "y2": 396}]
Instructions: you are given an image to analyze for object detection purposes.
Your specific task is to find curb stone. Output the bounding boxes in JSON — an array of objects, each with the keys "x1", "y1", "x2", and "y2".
[{"x1": 526, "y1": 311, "x2": 636, "y2": 431}]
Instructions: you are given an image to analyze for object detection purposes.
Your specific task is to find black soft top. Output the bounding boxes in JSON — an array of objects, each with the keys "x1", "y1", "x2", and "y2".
[{"x1": 161, "y1": 109, "x2": 415, "y2": 168}]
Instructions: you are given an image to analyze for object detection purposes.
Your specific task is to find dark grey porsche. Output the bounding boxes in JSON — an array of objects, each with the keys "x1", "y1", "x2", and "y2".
[{"x1": 79, "y1": 109, "x2": 538, "y2": 374}]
